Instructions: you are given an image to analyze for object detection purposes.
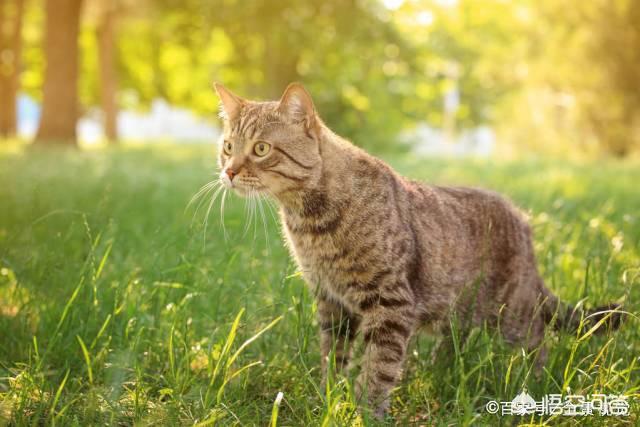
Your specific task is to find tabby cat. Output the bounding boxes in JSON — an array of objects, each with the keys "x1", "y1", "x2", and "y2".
[{"x1": 212, "y1": 82, "x2": 621, "y2": 418}]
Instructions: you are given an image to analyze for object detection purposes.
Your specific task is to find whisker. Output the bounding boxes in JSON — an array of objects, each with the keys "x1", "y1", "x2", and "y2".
[
  {"x1": 187, "y1": 180, "x2": 219, "y2": 210},
  {"x1": 265, "y1": 197, "x2": 280, "y2": 226},
  {"x1": 263, "y1": 189, "x2": 282, "y2": 226},
  {"x1": 242, "y1": 190, "x2": 252, "y2": 238},
  {"x1": 249, "y1": 188, "x2": 256, "y2": 241},
  {"x1": 192, "y1": 183, "x2": 223, "y2": 227},
  {"x1": 193, "y1": 179, "x2": 281, "y2": 249},
  {"x1": 187, "y1": 181, "x2": 219, "y2": 219},
  {"x1": 220, "y1": 188, "x2": 229, "y2": 242},
  {"x1": 202, "y1": 183, "x2": 223, "y2": 249},
  {"x1": 252, "y1": 190, "x2": 258, "y2": 242},
  {"x1": 257, "y1": 193, "x2": 271, "y2": 252}
]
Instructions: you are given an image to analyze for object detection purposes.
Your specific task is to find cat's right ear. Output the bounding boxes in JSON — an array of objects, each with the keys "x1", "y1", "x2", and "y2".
[
  {"x1": 213, "y1": 83, "x2": 245, "y2": 121},
  {"x1": 278, "y1": 83, "x2": 320, "y2": 141}
]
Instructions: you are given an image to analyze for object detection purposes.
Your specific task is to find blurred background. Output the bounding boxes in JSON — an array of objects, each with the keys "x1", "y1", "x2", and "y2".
[
  {"x1": 1, "y1": 0, "x2": 639, "y2": 157},
  {"x1": 2, "y1": 2, "x2": 640, "y2": 424}
]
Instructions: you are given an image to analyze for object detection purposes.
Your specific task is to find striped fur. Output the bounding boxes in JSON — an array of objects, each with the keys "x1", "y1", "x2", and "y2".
[{"x1": 213, "y1": 83, "x2": 621, "y2": 418}]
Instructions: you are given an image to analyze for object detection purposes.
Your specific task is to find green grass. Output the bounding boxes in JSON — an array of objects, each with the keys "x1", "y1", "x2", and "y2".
[{"x1": 0, "y1": 143, "x2": 639, "y2": 426}]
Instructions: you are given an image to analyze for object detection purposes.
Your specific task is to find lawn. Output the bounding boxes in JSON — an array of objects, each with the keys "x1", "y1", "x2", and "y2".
[{"x1": 0, "y1": 143, "x2": 638, "y2": 426}]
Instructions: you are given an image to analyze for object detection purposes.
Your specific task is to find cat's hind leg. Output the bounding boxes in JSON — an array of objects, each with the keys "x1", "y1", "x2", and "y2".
[{"x1": 499, "y1": 294, "x2": 549, "y2": 373}]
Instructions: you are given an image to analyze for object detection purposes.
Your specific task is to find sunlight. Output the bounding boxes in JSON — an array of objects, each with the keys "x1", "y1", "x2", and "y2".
[
  {"x1": 382, "y1": 0, "x2": 404, "y2": 10},
  {"x1": 416, "y1": 10, "x2": 434, "y2": 26}
]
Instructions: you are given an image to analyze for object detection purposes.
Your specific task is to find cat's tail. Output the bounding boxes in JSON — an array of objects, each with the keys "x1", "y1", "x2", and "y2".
[{"x1": 540, "y1": 286, "x2": 623, "y2": 333}]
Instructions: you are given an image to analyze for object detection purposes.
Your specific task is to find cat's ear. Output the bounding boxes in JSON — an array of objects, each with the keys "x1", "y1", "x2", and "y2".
[
  {"x1": 213, "y1": 82, "x2": 245, "y2": 121},
  {"x1": 278, "y1": 83, "x2": 319, "y2": 138}
]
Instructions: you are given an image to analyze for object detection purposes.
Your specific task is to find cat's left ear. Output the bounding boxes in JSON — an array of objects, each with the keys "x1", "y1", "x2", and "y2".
[
  {"x1": 213, "y1": 82, "x2": 245, "y2": 121},
  {"x1": 278, "y1": 83, "x2": 320, "y2": 140}
]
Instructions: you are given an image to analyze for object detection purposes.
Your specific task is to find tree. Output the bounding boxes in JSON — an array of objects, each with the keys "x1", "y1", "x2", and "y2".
[
  {"x1": 132, "y1": 0, "x2": 419, "y2": 148},
  {"x1": 576, "y1": 0, "x2": 640, "y2": 156},
  {"x1": 35, "y1": 0, "x2": 83, "y2": 145},
  {"x1": 504, "y1": 0, "x2": 640, "y2": 156},
  {"x1": 0, "y1": 0, "x2": 25, "y2": 138},
  {"x1": 96, "y1": 2, "x2": 119, "y2": 142}
]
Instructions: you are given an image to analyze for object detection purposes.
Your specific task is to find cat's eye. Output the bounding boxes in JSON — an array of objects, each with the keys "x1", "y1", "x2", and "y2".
[
  {"x1": 254, "y1": 142, "x2": 271, "y2": 157},
  {"x1": 223, "y1": 140, "x2": 232, "y2": 155}
]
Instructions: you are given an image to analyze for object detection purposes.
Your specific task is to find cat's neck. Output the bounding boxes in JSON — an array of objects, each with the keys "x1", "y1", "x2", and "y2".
[{"x1": 277, "y1": 126, "x2": 359, "y2": 218}]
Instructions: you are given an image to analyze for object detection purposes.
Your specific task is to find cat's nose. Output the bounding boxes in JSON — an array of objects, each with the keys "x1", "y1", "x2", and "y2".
[{"x1": 225, "y1": 168, "x2": 236, "y2": 181}]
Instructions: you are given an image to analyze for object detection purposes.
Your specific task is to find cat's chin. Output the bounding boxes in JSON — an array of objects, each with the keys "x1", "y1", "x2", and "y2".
[{"x1": 232, "y1": 185, "x2": 268, "y2": 197}]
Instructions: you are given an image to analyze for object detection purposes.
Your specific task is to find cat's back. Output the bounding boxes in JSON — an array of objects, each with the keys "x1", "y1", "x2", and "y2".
[
  {"x1": 405, "y1": 180, "x2": 529, "y2": 231},
  {"x1": 405, "y1": 181, "x2": 534, "y2": 279},
  {"x1": 430, "y1": 184, "x2": 530, "y2": 234}
]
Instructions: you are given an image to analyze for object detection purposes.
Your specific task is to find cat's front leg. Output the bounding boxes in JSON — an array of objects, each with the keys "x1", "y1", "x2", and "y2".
[
  {"x1": 356, "y1": 296, "x2": 416, "y2": 418},
  {"x1": 317, "y1": 294, "x2": 360, "y2": 383}
]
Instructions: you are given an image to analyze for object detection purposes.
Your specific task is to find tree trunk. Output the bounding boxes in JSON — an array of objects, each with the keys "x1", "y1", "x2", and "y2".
[
  {"x1": 0, "y1": 0, "x2": 25, "y2": 138},
  {"x1": 263, "y1": 32, "x2": 299, "y2": 99},
  {"x1": 35, "y1": 0, "x2": 83, "y2": 145},
  {"x1": 97, "y1": 4, "x2": 118, "y2": 142}
]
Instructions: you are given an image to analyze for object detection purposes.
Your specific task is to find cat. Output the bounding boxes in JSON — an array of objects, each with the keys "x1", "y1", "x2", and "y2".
[{"x1": 212, "y1": 82, "x2": 622, "y2": 418}]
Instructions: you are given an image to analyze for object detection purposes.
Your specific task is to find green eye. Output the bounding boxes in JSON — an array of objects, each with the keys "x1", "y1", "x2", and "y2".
[
  {"x1": 254, "y1": 142, "x2": 271, "y2": 156},
  {"x1": 223, "y1": 141, "x2": 232, "y2": 155}
]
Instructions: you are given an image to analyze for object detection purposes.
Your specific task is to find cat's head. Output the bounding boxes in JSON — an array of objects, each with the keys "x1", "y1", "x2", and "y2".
[{"x1": 214, "y1": 83, "x2": 323, "y2": 198}]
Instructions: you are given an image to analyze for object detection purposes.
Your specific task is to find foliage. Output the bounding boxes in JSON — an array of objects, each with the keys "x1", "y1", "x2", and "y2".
[
  {"x1": 112, "y1": 0, "x2": 422, "y2": 148},
  {"x1": 12, "y1": 0, "x2": 640, "y2": 154},
  {"x1": 1, "y1": 143, "x2": 639, "y2": 425},
  {"x1": 524, "y1": 0, "x2": 640, "y2": 156}
]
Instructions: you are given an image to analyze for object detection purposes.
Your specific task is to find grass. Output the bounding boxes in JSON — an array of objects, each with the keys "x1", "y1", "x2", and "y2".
[{"x1": 0, "y1": 142, "x2": 639, "y2": 426}]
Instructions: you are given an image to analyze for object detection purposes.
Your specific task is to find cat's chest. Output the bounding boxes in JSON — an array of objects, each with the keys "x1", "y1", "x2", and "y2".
[
  {"x1": 284, "y1": 226, "x2": 363, "y2": 301},
  {"x1": 287, "y1": 231, "x2": 344, "y2": 275}
]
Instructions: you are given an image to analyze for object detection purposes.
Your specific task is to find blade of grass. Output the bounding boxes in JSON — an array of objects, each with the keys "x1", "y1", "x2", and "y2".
[
  {"x1": 89, "y1": 314, "x2": 112, "y2": 350},
  {"x1": 226, "y1": 315, "x2": 283, "y2": 368},
  {"x1": 216, "y1": 361, "x2": 263, "y2": 404},
  {"x1": 270, "y1": 391, "x2": 284, "y2": 427},
  {"x1": 76, "y1": 336, "x2": 93, "y2": 385},
  {"x1": 94, "y1": 240, "x2": 113, "y2": 281},
  {"x1": 48, "y1": 368, "x2": 70, "y2": 426}
]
